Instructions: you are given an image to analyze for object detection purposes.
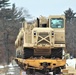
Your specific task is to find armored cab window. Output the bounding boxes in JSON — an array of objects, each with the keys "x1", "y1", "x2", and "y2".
[
  {"x1": 42, "y1": 24, "x2": 47, "y2": 27},
  {"x1": 39, "y1": 24, "x2": 47, "y2": 27},
  {"x1": 50, "y1": 18, "x2": 64, "y2": 28}
]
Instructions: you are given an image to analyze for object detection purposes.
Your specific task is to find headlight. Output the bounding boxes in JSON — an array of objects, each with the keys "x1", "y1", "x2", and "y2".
[
  {"x1": 34, "y1": 31, "x2": 36, "y2": 36},
  {"x1": 51, "y1": 31, "x2": 54, "y2": 36}
]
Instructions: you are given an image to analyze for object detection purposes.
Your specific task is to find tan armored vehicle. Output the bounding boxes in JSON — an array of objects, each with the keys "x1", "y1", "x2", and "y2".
[
  {"x1": 15, "y1": 15, "x2": 66, "y2": 74},
  {"x1": 15, "y1": 15, "x2": 65, "y2": 59}
]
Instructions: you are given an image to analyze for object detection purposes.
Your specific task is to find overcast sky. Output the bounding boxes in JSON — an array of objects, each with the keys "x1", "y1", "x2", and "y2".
[{"x1": 10, "y1": 0, "x2": 76, "y2": 18}]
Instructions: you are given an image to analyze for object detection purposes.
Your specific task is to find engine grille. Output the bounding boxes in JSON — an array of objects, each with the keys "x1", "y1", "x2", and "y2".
[{"x1": 37, "y1": 32, "x2": 50, "y2": 45}]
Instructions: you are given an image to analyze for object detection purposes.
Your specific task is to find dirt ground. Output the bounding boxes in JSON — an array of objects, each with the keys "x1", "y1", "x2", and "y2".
[
  {"x1": 0, "y1": 67, "x2": 8, "y2": 75},
  {"x1": 66, "y1": 66, "x2": 76, "y2": 74}
]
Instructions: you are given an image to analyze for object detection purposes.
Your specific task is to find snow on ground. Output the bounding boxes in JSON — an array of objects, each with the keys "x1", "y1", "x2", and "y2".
[
  {"x1": 0, "y1": 65, "x2": 4, "y2": 69},
  {"x1": 12, "y1": 60, "x2": 18, "y2": 67},
  {"x1": 6, "y1": 72, "x2": 15, "y2": 75},
  {"x1": 8, "y1": 63, "x2": 14, "y2": 67},
  {"x1": 0, "y1": 60, "x2": 17, "y2": 75},
  {"x1": 66, "y1": 58, "x2": 76, "y2": 69},
  {"x1": 0, "y1": 65, "x2": 5, "y2": 75}
]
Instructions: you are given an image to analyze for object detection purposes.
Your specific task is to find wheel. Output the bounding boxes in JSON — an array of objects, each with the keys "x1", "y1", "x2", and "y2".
[
  {"x1": 51, "y1": 48, "x2": 63, "y2": 59},
  {"x1": 44, "y1": 69, "x2": 49, "y2": 75},
  {"x1": 53, "y1": 67, "x2": 61, "y2": 75},
  {"x1": 26, "y1": 69, "x2": 35, "y2": 75},
  {"x1": 61, "y1": 65, "x2": 66, "y2": 69},
  {"x1": 23, "y1": 48, "x2": 34, "y2": 59}
]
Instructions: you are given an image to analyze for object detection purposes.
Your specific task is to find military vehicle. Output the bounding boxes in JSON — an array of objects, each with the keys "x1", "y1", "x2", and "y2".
[{"x1": 15, "y1": 15, "x2": 66, "y2": 75}]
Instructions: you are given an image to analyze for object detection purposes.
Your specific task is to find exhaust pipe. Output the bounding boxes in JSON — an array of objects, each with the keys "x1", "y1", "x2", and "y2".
[{"x1": 37, "y1": 18, "x2": 39, "y2": 27}]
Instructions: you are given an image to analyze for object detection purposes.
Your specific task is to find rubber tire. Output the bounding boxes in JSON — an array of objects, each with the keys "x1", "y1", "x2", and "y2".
[
  {"x1": 24, "y1": 48, "x2": 34, "y2": 59},
  {"x1": 51, "y1": 48, "x2": 63, "y2": 59},
  {"x1": 26, "y1": 69, "x2": 35, "y2": 75}
]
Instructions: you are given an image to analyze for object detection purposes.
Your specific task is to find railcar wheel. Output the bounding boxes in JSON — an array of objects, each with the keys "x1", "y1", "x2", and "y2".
[
  {"x1": 26, "y1": 69, "x2": 35, "y2": 75},
  {"x1": 61, "y1": 65, "x2": 66, "y2": 69},
  {"x1": 53, "y1": 67, "x2": 61, "y2": 75}
]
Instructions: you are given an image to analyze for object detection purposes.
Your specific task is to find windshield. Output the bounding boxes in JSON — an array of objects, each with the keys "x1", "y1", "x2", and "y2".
[{"x1": 50, "y1": 18, "x2": 64, "y2": 28}]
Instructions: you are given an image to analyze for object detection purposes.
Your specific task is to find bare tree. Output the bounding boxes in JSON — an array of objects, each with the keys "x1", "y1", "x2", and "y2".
[{"x1": 0, "y1": 3, "x2": 31, "y2": 64}]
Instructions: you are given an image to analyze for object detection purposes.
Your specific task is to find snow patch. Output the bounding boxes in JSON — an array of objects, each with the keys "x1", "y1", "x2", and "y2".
[
  {"x1": 0, "y1": 65, "x2": 4, "y2": 69},
  {"x1": 7, "y1": 63, "x2": 14, "y2": 67},
  {"x1": 66, "y1": 58, "x2": 76, "y2": 69},
  {"x1": 6, "y1": 72, "x2": 15, "y2": 75}
]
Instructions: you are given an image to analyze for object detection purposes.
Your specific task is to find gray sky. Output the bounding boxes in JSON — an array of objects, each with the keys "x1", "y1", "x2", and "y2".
[{"x1": 10, "y1": 0, "x2": 76, "y2": 18}]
